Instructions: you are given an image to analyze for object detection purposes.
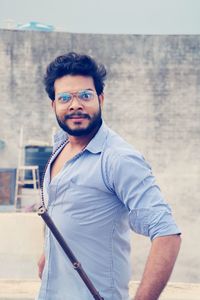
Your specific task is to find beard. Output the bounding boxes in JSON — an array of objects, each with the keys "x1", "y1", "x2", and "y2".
[{"x1": 55, "y1": 108, "x2": 102, "y2": 137}]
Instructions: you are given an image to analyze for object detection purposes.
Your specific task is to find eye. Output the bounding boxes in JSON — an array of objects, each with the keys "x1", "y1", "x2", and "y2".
[
  {"x1": 79, "y1": 90, "x2": 94, "y2": 101},
  {"x1": 58, "y1": 93, "x2": 72, "y2": 103}
]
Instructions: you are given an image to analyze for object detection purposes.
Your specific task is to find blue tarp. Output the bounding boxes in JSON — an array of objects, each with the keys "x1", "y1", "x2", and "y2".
[{"x1": 17, "y1": 21, "x2": 54, "y2": 31}]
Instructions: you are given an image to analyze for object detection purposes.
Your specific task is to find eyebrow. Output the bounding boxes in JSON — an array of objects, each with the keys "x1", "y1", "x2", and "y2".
[{"x1": 56, "y1": 88, "x2": 94, "y2": 96}]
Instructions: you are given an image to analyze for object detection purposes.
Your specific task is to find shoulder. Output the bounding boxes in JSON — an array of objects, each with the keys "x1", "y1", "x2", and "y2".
[
  {"x1": 101, "y1": 127, "x2": 152, "y2": 193},
  {"x1": 103, "y1": 127, "x2": 149, "y2": 168}
]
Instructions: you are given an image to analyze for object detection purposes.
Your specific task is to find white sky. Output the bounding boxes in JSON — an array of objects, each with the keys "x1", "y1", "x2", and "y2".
[{"x1": 0, "y1": 0, "x2": 200, "y2": 34}]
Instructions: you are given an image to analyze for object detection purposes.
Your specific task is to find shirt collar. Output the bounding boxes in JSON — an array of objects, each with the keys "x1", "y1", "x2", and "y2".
[
  {"x1": 53, "y1": 121, "x2": 109, "y2": 154},
  {"x1": 85, "y1": 121, "x2": 109, "y2": 154},
  {"x1": 54, "y1": 130, "x2": 68, "y2": 144}
]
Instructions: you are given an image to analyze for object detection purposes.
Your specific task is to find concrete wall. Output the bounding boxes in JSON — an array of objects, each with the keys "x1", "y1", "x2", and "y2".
[
  {"x1": 0, "y1": 30, "x2": 200, "y2": 282},
  {"x1": 0, "y1": 213, "x2": 43, "y2": 279}
]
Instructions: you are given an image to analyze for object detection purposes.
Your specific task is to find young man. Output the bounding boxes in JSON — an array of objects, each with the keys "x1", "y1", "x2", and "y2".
[{"x1": 37, "y1": 52, "x2": 181, "y2": 300}]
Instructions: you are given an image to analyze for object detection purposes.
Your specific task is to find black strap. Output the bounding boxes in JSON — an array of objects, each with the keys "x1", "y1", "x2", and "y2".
[{"x1": 38, "y1": 206, "x2": 104, "y2": 300}]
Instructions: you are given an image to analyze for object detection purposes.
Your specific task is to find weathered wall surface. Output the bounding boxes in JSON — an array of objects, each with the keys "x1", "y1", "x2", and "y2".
[{"x1": 0, "y1": 30, "x2": 200, "y2": 282}]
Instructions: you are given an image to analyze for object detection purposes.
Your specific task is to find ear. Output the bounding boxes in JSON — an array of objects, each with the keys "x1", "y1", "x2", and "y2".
[
  {"x1": 98, "y1": 93, "x2": 104, "y2": 109},
  {"x1": 51, "y1": 100, "x2": 56, "y2": 111}
]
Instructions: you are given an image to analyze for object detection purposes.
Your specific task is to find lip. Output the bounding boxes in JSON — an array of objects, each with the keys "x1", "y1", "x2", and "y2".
[
  {"x1": 65, "y1": 114, "x2": 90, "y2": 121},
  {"x1": 69, "y1": 116, "x2": 86, "y2": 120},
  {"x1": 68, "y1": 116, "x2": 87, "y2": 122}
]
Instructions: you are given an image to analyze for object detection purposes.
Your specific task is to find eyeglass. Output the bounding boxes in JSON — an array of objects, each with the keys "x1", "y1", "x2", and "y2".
[{"x1": 56, "y1": 89, "x2": 96, "y2": 104}]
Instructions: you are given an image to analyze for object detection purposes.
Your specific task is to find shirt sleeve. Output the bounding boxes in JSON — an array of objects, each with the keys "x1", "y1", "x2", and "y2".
[{"x1": 105, "y1": 149, "x2": 181, "y2": 240}]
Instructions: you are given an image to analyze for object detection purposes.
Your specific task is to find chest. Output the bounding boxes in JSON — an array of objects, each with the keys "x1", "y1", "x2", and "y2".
[
  {"x1": 45, "y1": 149, "x2": 126, "y2": 228},
  {"x1": 50, "y1": 143, "x2": 83, "y2": 180}
]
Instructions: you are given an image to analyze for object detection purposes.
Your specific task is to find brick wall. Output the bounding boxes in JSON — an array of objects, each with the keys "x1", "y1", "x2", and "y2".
[{"x1": 0, "y1": 30, "x2": 200, "y2": 282}]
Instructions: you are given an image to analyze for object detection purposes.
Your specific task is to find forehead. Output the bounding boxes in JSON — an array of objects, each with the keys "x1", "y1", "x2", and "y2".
[{"x1": 54, "y1": 75, "x2": 95, "y2": 93}]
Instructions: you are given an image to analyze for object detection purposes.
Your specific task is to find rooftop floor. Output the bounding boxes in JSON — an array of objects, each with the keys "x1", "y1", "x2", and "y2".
[{"x1": 0, "y1": 280, "x2": 199, "y2": 300}]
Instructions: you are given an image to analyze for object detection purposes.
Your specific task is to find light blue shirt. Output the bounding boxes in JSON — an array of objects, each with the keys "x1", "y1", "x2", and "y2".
[{"x1": 37, "y1": 122, "x2": 180, "y2": 300}]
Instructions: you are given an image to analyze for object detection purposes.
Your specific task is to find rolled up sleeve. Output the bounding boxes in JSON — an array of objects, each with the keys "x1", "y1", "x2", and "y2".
[{"x1": 129, "y1": 208, "x2": 181, "y2": 240}]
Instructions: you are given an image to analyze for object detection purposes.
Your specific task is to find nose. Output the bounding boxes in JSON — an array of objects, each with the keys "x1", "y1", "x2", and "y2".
[{"x1": 68, "y1": 95, "x2": 83, "y2": 111}]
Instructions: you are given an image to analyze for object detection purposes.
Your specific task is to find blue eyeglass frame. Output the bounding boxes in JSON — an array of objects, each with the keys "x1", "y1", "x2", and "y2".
[{"x1": 56, "y1": 89, "x2": 96, "y2": 103}]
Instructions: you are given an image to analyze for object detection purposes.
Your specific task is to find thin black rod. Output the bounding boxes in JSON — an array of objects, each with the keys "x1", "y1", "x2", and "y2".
[{"x1": 38, "y1": 206, "x2": 104, "y2": 300}]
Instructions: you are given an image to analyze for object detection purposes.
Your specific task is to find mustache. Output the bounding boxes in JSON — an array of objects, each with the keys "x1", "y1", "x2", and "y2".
[{"x1": 64, "y1": 113, "x2": 91, "y2": 120}]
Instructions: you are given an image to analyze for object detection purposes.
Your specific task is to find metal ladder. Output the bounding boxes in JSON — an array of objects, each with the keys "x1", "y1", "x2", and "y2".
[
  {"x1": 14, "y1": 165, "x2": 40, "y2": 210},
  {"x1": 14, "y1": 128, "x2": 41, "y2": 211}
]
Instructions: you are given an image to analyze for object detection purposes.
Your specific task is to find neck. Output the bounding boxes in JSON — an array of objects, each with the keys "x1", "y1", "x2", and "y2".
[{"x1": 68, "y1": 125, "x2": 100, "y2": 149}]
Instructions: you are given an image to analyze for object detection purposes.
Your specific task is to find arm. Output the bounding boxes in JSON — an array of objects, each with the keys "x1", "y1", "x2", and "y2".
[
  {"x1": 37, "y1": 225, "x2": 46, "y2": 279},
  {"x1": 38, "y1": 252, "x2": 45, "y2": 279},
  {"x1": 134, "y1": 234, "x2": 181, "y2": 300},
  {"x1": 107, "y1": 150, "x2": 181, "y2": 298}
]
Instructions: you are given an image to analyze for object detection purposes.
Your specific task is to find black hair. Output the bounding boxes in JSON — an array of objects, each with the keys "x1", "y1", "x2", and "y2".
[{"x1": 44, "y1": 52, "x2": 107, "y2": 100}]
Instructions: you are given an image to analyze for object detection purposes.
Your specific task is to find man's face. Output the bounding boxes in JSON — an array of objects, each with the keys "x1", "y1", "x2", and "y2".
[{"x1": 52, "y1": 75, "x2": 104, "y2": 136}]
